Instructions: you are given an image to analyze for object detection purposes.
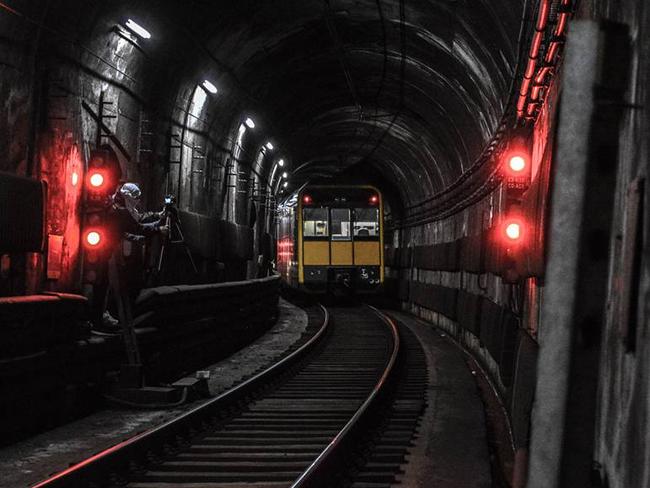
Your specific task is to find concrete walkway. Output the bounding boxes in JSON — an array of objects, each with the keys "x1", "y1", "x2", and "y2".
[
  {"x1": 0, "y1": 299, "x2": 307, "y2": 488},
  {"x1": 390, "y1": 311, "x2": 492, "y2": 488}
]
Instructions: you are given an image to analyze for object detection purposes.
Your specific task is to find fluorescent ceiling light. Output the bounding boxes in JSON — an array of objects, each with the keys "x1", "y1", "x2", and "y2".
[
  {"x1": 245, "y1": 117, "x2": 255, "y2": 129},
  {"x1": 125, "y1": 19, "x2": 151, "y2": 39},
  {"x1": 265, "y1": 142, "x2": 274, "y2": 150},
  {"x1": 202, "y1": 80, "x2": 218, "y2": 94}
]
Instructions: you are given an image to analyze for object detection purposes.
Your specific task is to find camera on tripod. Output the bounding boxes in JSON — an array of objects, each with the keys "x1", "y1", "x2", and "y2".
[
  {"x1": 160, "y1": 195, "x2": 179, "y2": 222},
  {"x1": 162, "y1": 194, "x2": 177, "y2": 215},
  {"x1": 155, "y1": 194, "x2": 198, "y2": 275}
]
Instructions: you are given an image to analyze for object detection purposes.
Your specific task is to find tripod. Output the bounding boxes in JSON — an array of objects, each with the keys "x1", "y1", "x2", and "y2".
[{"x1": 156, "y1": 202, "x2": 198, "y2": 276}]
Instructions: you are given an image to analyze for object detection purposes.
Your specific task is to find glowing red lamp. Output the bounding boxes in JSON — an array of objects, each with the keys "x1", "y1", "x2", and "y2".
[
  {"x1": 369, "y1": 195, "x2": 379, "y2": 204},
  {"x1": 85, "y1": 230, "x2": 102, "y2": 248},
  {"x1": 508, "y1": 155, "x2": 527, "y2": 173},
  {"x1": 505, "y1": 222, "x2": 522, "y2": 241},
  {"x1": 89, "y1": 172, "x2": 105, "y2": 188},
  {"x1": 303, "y1": 195, "x2": 312, "y2": 205}
]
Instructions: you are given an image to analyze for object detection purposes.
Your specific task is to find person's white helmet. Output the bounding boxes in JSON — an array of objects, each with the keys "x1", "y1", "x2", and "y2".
[
  {"x1": 112, "y1": 182, "x2": 143, "y2": 215},
  {"x1": 118, "y1": 182, "x2": 142, "y2": 200}
]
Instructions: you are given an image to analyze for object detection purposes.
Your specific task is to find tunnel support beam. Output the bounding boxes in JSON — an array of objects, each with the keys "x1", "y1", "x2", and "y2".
[{"x1": 527, "y1": 20, "x2": 601, "y2": 488}]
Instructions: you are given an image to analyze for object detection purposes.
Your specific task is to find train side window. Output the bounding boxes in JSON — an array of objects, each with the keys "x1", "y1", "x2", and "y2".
[
  {"x1": 331, "y1": 208, "x2": 351, "y2": 240},
  {"x1": 303, "y1": 208, "x2": 329, "y2": 237},
  {"x1": 354, "y1": 208, "x2": 379, "y2": 237}
]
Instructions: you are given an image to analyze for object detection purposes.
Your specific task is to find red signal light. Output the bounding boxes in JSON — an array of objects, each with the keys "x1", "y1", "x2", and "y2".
[
  {"x1": 84, "y1": 230, "x2": 102, "y2": 248},
  {"x1": 503, "y1": 150, "x2": 532, "y2": 193},
  {"x1": 508, "y1": 155, "x2": 527, "y2": 173},
  {"x1": 303, "y1": 195, "x2": 312, "y2": 205},
  {"x1": 502, "y1": 217, "x2": 526, "y2": 244},
  {"x1": 369, "y1": 195, "x2": 379, "y2": 205},
  {"x1": 505, "y1": 222, "x2": 522, "y2": 241},
  {"x1": 89, "y1": 172, "x2": 105, "y2": 188}
]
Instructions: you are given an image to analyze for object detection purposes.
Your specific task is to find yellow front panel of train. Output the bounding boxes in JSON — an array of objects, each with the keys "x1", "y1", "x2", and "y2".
[
  {"x1": 303, "y1": 241, "x2": 330, "y2": 265},
  {"x1": 354, "y1": 241, "x2": 381, "y2": 265},
  {"x1": 331, "y1": 241, "x2": 353, "y2": 265}
]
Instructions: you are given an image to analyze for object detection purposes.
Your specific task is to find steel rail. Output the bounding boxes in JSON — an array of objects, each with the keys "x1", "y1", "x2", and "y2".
[
  {"x1": 31, "y1": 305, "x2": 330, "y2": 488},
  {"x1": 290, "y1": 304, "x2": 401, "y2": 488}
]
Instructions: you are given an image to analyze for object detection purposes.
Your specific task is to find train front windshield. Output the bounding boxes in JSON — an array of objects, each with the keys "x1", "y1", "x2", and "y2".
[
  {"x1": 331, "y1": 209, "x2": 351, "y2": 240},
  {"x1": 353, "y1": 208, "x2": 379, "y2": 237},
  {"x1": 303, "y1": 208, "x2": 329, "y2": 237},
  {"x1": 302, "y1": 207, "x2": 379, "y2": 240}
]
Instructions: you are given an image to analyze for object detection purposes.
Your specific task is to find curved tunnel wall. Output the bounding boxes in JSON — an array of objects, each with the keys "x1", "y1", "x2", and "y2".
[
  {"x1": 4, "y1": 2, "x2": 650, "y2": 488},
  {"x1": 0, "y1": 0, "x2": 541, "y2": 462},
  {"x1": 0, "y1": 0, "x2": 527, "y2": 293},
  {"x1": 0, "y1": 0, "x2": 544, "y2": 479},
  {"x1": 382, "y1": 10, "x2": 563, "y2": 472}
]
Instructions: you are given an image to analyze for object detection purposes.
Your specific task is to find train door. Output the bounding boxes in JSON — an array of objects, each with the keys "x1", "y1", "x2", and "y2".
[
  {"x1": 330, "y1": 208, "x2": 353, "y2": 265},
  {"x1": 352, "y1": 207, "x2": 381, "y2": 266},
  {"x1": 302, "y1": 207, "x2": 330, "y2": 266}
]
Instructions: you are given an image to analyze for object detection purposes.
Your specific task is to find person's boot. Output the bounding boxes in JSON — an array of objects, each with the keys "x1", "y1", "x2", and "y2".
[{"x1": 93, "y1": 311, "x2": 121, "y2": 335}]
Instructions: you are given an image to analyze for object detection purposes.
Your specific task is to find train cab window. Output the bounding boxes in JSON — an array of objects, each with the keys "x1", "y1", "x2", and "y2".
[
  {"x1": 303, "y1": 208, "x2": 329, "y2": 237},
  {"x1": 353, "y1": 208, "x2": 379, "y2": 237},
  {"x1": 331, "y1": 208, "x2": 351, "y2": 240}
]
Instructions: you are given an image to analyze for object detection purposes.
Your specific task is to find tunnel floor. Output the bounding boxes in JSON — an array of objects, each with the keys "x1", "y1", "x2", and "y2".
[
  {"x1": 390, "y1": 311, "x2": 492, "y2": 488},
  {"x1": 0, "y1": 299, "x2": 308, "y2": 488},
  {"x1": 1, "y1": 300, "x2": 493, "y2": 488}
]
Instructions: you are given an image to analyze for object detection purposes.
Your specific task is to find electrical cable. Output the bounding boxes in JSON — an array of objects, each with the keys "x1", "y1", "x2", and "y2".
[
  {"x1": 312, "y1": 0, "x2": 392, "y2": 177},
  {"x1": 323, "y1": 0, "x2": 363, "y2": 116},
  {"x1": 392, "y1": 0, "x2": 535, "y2": 224},
  {"x1": 373, "y1": 0, "x2": 388, "y2": 104},
  {"x1": 353, "y1": 0, "x2": 406, "y2": 164}
]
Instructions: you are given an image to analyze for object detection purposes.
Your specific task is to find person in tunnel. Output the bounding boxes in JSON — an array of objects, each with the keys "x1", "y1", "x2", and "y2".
[{"x1": 93, "y1": 182, "x2": 169, "y2": 333}]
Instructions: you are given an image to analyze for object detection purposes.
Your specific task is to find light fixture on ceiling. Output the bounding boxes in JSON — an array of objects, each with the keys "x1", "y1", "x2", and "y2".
[
  {"x1": 265, "y1": 142, "x2": 274, "y2": 150},
  {"x1": 277, "y1": 159, "x2": 285, "y2": 167},
  {"x1": 282, "y1": 172, "x2": 288, "y2": 179},
  {"x1": 245, "y1": 117, "x2": 255, "y2": 129},
  {"x1": 202, "y1": 80, "x2": 218, "y2": 94},
  {"x1": 124, "y1": 19, "x2": 151, "y2": 39}
]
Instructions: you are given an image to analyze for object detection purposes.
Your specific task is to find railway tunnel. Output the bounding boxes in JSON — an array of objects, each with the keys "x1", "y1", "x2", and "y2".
[{"x1": 0, "y1": 1, "x2": 648, "y2": 487}]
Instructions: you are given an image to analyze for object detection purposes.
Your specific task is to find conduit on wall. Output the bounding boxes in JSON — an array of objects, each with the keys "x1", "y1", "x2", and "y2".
[{"x1": 517, "y1": 0, "x2": 573, "y2": 121}]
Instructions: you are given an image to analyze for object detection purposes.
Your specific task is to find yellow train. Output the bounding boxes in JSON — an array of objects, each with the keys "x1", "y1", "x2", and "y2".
[{"x1": 276, "y1": 185, "x2": 384, "y2": 292}]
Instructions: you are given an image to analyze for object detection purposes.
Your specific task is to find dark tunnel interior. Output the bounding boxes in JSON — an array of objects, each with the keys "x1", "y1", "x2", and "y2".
[
  {"x1": 1, "y1": 0, "x2": 525, "y2": 215},
  {"x1": 2, "y1": 1, "x2": 650, "y2": 487}
]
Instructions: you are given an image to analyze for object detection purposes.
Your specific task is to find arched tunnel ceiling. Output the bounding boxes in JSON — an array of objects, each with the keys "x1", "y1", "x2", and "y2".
[
  {"x1": 183, "y1": 0, "x2": 525, "y2": 206},
  {"x1": 10, "y1": 0, "x2": 526, "y2": 210}
]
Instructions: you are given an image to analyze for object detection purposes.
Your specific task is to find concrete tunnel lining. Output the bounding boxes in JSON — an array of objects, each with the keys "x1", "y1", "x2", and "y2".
[{"x1": 2, "y1": 0, "x2": 528, "y2": 212}]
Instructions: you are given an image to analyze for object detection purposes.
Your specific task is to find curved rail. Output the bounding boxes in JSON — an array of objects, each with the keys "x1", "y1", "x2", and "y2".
[
  {"x1": 32, "y1": 305, "x2": 330, "y2": 488},
  {"x1": 290, "y1": 304, "x2": 401, "y2": 488}
]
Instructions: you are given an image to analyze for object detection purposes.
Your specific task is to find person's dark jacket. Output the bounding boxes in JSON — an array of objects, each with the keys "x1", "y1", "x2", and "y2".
[{"x1": 109, "y1": 203, "x2": 162, "y2": 243}]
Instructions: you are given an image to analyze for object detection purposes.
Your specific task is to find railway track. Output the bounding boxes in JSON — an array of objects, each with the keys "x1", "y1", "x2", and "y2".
[{"x1": 33, "y1": 304, "x2": 426, "y2": 488}]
